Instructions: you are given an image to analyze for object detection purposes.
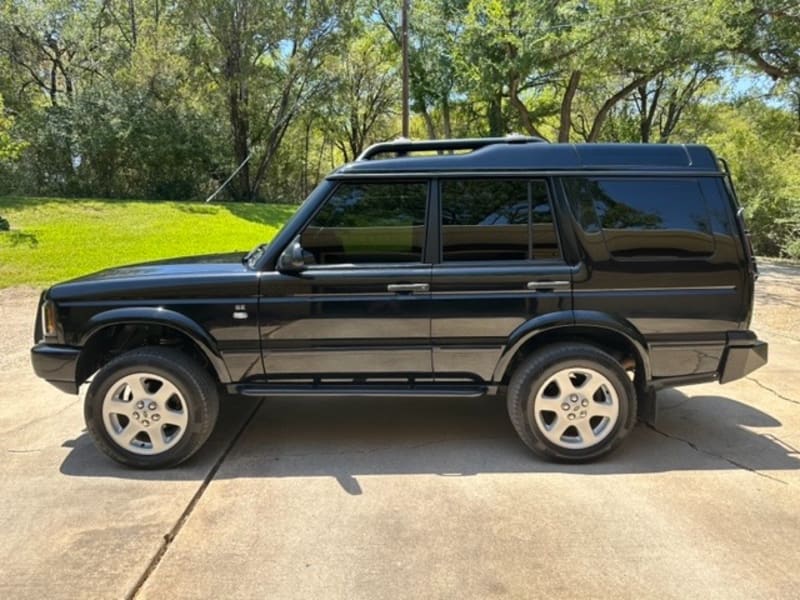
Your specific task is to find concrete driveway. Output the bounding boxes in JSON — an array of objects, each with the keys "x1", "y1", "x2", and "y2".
[{"x1": 1, "y1": 263, "x2": 799, "y2": 599}]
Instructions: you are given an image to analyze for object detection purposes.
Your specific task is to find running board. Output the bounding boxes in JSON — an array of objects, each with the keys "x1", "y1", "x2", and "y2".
[{"x1": 230, "y1": 384, "x2": 491, "y2": 398}]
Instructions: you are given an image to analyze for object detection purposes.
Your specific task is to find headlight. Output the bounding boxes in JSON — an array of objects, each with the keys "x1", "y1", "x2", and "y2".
[{"x1": 42, "y1": 300, "x2": 58, "y2": 337}]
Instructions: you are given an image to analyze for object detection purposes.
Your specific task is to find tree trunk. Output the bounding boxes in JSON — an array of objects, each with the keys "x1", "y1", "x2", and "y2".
[
  {"x1": 636, "y1": 79, "x2": 662, "y2": 143},
  {"x1": 335, "y1": 140, "x2": 350, "y2": 164},
  {"x1": 636, "y1": 85, "x2": 649, "y2": 143},
  {"x1": 588, "y1": 74, "x2": 652, "y2": 142},
  {"x1": 441, "y1": 98, "x2": 452, "y2": 138},
  {"x1": 795, "y1": 91, "x2": 800, "y2": 132},
  {"x1": 49, "y1": 60, "x2": 58, "y2": 105},
  {"x1": 508, "y1": 76, "x2": 546, "y2": 138},
  {"x1": 558, "y1": 71, "x2": 581, "y2": 142},
  {"x1": 316, "y1": 135, "x2": 327, "y2": 187},
  {"x1": 487, "y1": 93, "x2": 505, "y2": 137},
  {"x1": 249, "y1": 80, "x2": 296, "y2": 200},
  {"x1": 659, "y1": 95, "x2": 683, "y2": 143},
  {"x1": 419, "y1": 100, "x2": 437, "y2": 139},
  {"x1": 128, "y1": 0, "x2": 138, "y2": 46},
  {"x1": 302, "y1": 119, "x2": 311, "y2": 197},
  {"x1": 229, "y1": 93, "x2": 251, "y2": 201},
  {"x1": 347, "y1": 120, "x2": 360, "y2": 161},
  {"x1": 223, "y1": 8, "x2": 251, "y2": 201},
  {"x1": 57, "y1": 52, "x2": 74, "y2": 101}
]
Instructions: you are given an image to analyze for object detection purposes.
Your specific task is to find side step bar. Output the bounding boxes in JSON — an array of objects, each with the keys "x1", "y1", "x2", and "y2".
[{"x1": 231, "y1": 384, "x2": 491, "y2": 398}]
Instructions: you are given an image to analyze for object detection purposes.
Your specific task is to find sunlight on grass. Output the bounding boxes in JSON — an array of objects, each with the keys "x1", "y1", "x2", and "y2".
[{"x1": 0, "y1": 197, "x2": 296, "y2": 288}]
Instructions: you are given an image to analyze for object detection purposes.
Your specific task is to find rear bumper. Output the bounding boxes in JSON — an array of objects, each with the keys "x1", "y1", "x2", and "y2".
[
  {"x1": 650, "y1": 330, "x2": 767, "y2": 389},
  {"x1": 719, "y1": 331, "x2": 768, "y2": 384},
  {"x1": 31, "y1": 343, "x2": 81, "y2": 394}
]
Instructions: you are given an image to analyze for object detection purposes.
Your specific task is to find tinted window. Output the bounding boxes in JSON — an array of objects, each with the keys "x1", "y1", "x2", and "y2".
[
  {"x1": 531, "y1": 185, "x2": 560, "y2": 259},
  {"x1": 301, "y1": 182, "x2": 427, "y2": 264},
  {"x1": 441, "y1": 179, "x2": 559, "y2": 261},
  {"x1": 564, "y1": 178, "x2": 714, "y2": 258}
]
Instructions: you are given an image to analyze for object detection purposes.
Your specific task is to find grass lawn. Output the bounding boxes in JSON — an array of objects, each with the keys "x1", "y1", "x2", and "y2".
[{"x1": 0, "y1": 197, "x2": 295, "y2": 288}]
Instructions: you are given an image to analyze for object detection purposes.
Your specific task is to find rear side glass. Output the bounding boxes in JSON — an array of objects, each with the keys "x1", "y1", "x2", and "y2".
[
  {"x1": 563, "y1": 179, "x2": 602, "y2": 233},
  {"x1": 564, "y1": 178, "x2": 715, "y2": 258},
  {"x1": 440, "y1": 179, "x2": 559, "y2": 261},
  {"x1": 699, "y1": 178, "x2": 735, "y2": 236}
]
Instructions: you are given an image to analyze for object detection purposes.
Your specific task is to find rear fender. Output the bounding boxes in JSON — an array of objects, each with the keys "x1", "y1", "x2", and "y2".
[{"x1": 492, "y1": 310, "x2": 651, "y2": 383}]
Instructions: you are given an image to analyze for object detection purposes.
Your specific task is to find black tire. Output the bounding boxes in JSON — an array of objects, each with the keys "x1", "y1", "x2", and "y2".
[
  {"x1": 84, "y1": 346, "x2": 220, "y2": 469},
  {"x1": 507, "y1": 343, "x2": 636, "y2": 462}
]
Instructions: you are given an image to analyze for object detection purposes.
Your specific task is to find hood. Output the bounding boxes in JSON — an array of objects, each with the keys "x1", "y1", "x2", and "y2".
[{"x1": 48, "y1": 252, "x2": 255, "y2": 302}]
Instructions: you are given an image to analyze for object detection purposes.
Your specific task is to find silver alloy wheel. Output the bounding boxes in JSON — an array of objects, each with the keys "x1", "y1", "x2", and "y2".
[
  {"x1": 532, "y1": 367, "x2": 620, "y2": 450},
  {"x1": 101, "y1": 372, "x2": 189, "y2": 455}
]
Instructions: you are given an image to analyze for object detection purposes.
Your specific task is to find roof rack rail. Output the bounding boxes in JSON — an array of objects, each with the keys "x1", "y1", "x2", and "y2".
[{"x1": 356, "y1": 136, "x2": 547, "y2": 161}]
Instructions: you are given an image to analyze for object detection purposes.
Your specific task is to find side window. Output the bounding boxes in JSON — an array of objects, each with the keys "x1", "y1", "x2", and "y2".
[
  {"x1": 440, "y1": 179, "x2": 559, "y2": 261},
  {"x1": 301, "y1": 182, "x2": 427, "y2": 265},
  {"x1": 564, "y1": 178, "x2": 715, "y2": 258}
]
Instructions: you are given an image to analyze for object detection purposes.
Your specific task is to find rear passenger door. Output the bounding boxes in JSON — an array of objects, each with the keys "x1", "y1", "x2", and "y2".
[{"x1": 430, "y1": 178, "x2": 573, "y2": 382}]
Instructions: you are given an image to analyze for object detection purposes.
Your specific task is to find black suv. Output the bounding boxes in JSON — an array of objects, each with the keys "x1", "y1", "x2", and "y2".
[{"x1": 31, "y1": 137, "x2": 768, "y2": 468}]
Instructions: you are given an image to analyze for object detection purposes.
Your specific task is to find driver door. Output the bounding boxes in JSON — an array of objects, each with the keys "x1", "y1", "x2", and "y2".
[{"x1": 258, "y1": 180, "x2": 433, "y2": 377}]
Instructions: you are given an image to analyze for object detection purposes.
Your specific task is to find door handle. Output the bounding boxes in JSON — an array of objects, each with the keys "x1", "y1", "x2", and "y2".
[
  {"x1": 387, "y1": 283, "x2": 430, "y2": 293},
  {"x1": 526, "y1": 280, "x2": 570, "y2": 290}
]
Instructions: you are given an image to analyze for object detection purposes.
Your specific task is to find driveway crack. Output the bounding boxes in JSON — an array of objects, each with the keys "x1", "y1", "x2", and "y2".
[
  {"x1": 646, "y1": 424, "x2": 789, "y2": 486},
  {"x1": 746, "y1": 376, "x2": 799, "y2": 406},
  {"x1": 126, "y1": 399, "x2": 264, "y2": 600}
]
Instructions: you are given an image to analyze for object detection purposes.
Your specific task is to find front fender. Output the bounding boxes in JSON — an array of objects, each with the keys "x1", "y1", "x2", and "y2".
[
  {"x1": 492, "y1": 310, "x2": 651, "y2": 382},
  {"x1": 79, "y1": 307, "x2": 231, "y2": 382}
]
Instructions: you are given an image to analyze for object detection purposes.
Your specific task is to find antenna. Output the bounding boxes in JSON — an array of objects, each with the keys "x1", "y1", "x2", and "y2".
[{"x1": 205, "y1": 152, "x2": 253, "y2": 203}]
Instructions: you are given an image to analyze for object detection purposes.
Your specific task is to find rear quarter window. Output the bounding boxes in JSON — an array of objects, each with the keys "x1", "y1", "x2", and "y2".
[{"x1": 563, "y1": 177, "x2": 716, "y2": 259}]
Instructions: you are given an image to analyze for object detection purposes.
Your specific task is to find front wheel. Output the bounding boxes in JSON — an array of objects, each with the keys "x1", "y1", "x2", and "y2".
[
  {"x1": 507, "y1": 343, "x2": 637, "y2": 462},
  {"x1": 84, "y1": 347, "x2": 220, "y2": 469}
]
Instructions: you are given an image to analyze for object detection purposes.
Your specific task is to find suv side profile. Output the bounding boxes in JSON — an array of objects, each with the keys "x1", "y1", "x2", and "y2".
[{"x1": 31, "y1": 137, "x2": 768, "y2": 468}]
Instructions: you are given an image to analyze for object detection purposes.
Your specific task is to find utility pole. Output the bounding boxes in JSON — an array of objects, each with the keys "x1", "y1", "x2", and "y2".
[{"x1": 401, "y1": 0, "x2": 410, "y2": 138}]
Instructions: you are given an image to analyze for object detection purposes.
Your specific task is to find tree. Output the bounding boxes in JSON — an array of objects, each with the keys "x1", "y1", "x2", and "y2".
[
  {"x1": 180, "y1": 0, "x2": 351, "y2": 201},
  {"x1": 577, "y1": 63, "x2": 722, "y2": 143},
  {"x1": 453, "y1": 0, "x2": 733, "y2": 141},
  {"x1": 698, "y1": 101, "x2": 800, "y2": 258},
  {"x1": 729, "y1": 1, "x2": 800, "y2": 80},
  {"x1": 320, "y1": 25, "x2": 399, "y2": 162},
  {"x1": 0, "y1": 0, "x2": 111, "y2": 107},
  {"x1": 0, "y1": 97, "x2": 25, "y2": 163}
]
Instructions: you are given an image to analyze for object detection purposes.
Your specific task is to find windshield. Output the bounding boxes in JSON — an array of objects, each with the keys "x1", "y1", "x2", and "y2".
[{"x1": 242, "y1": 181, "x2": 330, "y2": 270}]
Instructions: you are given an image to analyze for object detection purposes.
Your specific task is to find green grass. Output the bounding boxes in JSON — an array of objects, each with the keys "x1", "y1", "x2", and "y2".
[{"x1": 0, "y1": 197, "x2": 296, "y2": 288}]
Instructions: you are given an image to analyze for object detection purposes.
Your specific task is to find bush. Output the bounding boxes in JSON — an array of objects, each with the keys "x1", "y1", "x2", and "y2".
[{"x1": 0, "y1": 215, "x2": 9, "y2": 231}]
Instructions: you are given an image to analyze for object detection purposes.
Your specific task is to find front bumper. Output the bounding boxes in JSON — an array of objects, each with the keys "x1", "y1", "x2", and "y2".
[
  {"x1": 31, "y1": 344, "x2": 81, "y2": 394},
  {"x1": 719, "y1": 331, "x2": 768, "y2": 384}
]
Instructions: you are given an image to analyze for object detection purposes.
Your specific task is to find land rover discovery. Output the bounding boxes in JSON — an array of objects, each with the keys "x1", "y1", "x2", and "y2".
[{"x1": 31, "y1": 137, "x2": 768, "y2": 468}]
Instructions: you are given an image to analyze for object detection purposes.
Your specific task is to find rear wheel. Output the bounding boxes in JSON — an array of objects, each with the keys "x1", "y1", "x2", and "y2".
[
  {"x1": 507, "y1": 343, "x2": 636, "y2": 461},
  {"x1": 84, "y1": 347, "x2": 219, "y2": 469}
]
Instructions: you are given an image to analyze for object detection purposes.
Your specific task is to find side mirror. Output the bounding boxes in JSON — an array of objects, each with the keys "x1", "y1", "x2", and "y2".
[{"x1": 277, "y1": 237, "x2": 307, "y2": 272}]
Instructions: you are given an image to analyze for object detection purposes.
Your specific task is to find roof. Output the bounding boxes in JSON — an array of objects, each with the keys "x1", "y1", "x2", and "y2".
[{"x1": 335, "y1": 137, "x2": 721, "y2": 175}]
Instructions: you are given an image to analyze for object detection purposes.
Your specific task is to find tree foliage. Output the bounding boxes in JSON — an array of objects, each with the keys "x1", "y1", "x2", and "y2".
[
  {"x1": 0, "y1": 96, "x2": 26, "y2": 162},
  {"x1": 0, "y1": 0, "x2": 798, "y2": 256}
]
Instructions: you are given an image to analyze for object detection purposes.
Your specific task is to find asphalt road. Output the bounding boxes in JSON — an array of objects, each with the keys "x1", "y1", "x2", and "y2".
[{"x1": 1, "y1": 263, "x2": 799, "y2": 599}]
